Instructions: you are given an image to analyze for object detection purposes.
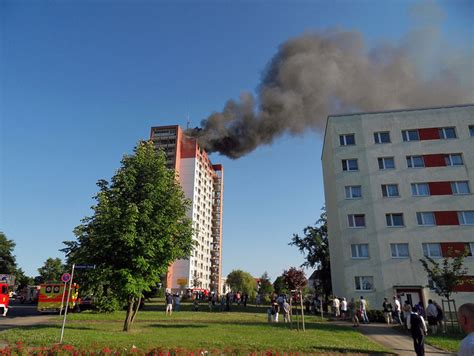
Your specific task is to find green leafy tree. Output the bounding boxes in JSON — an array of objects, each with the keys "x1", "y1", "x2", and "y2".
[
  {"x1": 420, "y1": 247, "x2": 471, "y2": 301},
  {"x1": 0, "y1": 232, "x2": 17, "y2": 274},
  {"x1": 226, "y1": 269, "x2": 257, "y2": 298},
  {"x1": 15, "y1": 268, "x2": 34, "y2": 289},
  {"x1": 63, "y1": 141, "x2": 194, "y2": 331},
  {"x1": 289, "y1": 208, "x2": 332, "y2": 299},
  {"x1": 258, "y1": 272, "x2": 273, "y2": 300},
  {"x1": 37, "y1": 258, "x2": 65, "y2": 283},
  {"x1": 283, "y1": 267, "x2": 308, "y2": 331},
  {"x1": 273, "y1": 275, "x2": 289, "y2": 295}
]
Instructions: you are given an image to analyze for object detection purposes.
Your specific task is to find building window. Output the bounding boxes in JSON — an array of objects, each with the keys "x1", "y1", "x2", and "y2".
[
  {"x1": 470, "y1": 125, "x2": 474, "y2": 137},
  {"x1": 469, "y1": 243, "x2": 474, "y2": 257},
  {"x1": 422, "y1": 243, "x2": 442, "y2": 258},
  {"x1": 451, "y1": 181, "x2": 470, "y2": 195},
  {"x1": 351, "y1": 244, "x2": 369, "y2": 259},
  {"x1": 374, "y1": 131, "x2": 391, "y2": 144},
  {"x1": 342, "y1": 159, "x2": 358, "y2": 171},
  {"x1": 340, "y1": 134, "x2": 356, "y2": 146},
  {"x1": 402, "y1": 129, "x2": 420, "y2": 141},
  {"x1": 348, "y1": 214, "x2": 366, "y2": 228},
  {"x1": 345, "y1": 185, "x2": 362, "y2": 199},
  {"x1": 458, "y1": 211, "x2": 474, "y2": 225},
  {"x1": 355, "y1": 276, "x2": 374, "y2": 291},
  {"x1": 386, "y1": 213, "x2": 404, "y2": 227},
  {"x1": 391, "y1": 243, "x2": 409, "y2": 258},
  {"x1": 382, "y1": 184, "x2": 399, "y2": 197},
  {"x1": 378, "y1": 157, "x2": 395, "y2": 170},
  {"x1": 445, "y1": 154, "x2": 463, "y2": 166},
  {"x1": 411, "y1": 183, "x2": 430, "y2": 196},
  {"x1": 439, "y1": 127, "x2": 457, "y2": 139},
  {"x1": 407, "y1": 156, "x2": 425, "y2": 168},
  {"x1": 417, "y1": 212, "x2": 436, "y2": 225}
]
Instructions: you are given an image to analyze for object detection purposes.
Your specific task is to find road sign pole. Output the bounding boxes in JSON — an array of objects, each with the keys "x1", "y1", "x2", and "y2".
[
  {"x1": 59, "y1": 282, "x2": 67, "y2": 316},
  {"x1": 60, "y1": 264, "x2": 75, "y2": 344}
]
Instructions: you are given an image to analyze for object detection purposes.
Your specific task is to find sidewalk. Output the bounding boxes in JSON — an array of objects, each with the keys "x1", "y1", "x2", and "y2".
[{"x1": 332, "y1": 321, "x2": 455, "y2": 356}]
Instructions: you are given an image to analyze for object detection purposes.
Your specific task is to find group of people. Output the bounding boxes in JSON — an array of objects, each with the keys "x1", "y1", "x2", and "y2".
[
  {"x1": 330, "y1": 296, "x2": 369, "y2": 326},
  {"x1": 267, "y1": 294, "x2": 291, "y2": 323}
]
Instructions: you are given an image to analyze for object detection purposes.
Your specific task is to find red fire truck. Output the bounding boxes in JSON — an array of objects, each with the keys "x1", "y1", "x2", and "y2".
[{"x1": 0, "y1": 283, "x2": 10, "y2": 317}]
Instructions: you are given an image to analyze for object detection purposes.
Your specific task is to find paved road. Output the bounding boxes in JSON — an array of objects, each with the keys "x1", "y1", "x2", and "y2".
[
  {"x1": 0, "y1": 300, "x2": 54, "y2": 331},
  {"x1": 332, "y1": 320, "x2": 455, "y2": 356}
]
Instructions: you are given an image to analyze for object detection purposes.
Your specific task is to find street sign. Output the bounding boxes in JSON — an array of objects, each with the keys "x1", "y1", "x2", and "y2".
[
  {"x1": 74, "y1": 265, "x2": 96, "y2": 270},
  {"x1": 61, "y1": 273, "x2": 71, "y2": 283}
]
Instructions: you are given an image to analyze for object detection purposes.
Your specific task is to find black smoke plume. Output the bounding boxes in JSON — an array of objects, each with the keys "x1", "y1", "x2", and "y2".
[{"x1": 188, "y1": 5, "x2": 473, "y2": 159}]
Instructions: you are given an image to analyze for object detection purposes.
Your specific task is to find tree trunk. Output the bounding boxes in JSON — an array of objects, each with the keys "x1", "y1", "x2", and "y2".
[
  {"x1": 130, "y1": 295, "x2": 142, "y2": 325},
  {"x1": 123, "y1": 297, "x2": 134, "y2": 332},
  {"x1": 299, "y1": 289, "x2": 305, "y2": 332}
]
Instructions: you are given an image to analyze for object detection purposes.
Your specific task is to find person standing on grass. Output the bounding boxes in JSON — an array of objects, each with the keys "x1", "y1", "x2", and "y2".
[
  {"x1": 425, "y1": 299, "x2": 438, "y2": 334},
  {"x1": 349, "y1": 298, "x2": 359, "y2": 327},
  {"x1": 359, "y1": 296, "x2": 369, "y2": 323},
  {"x1": 407, "y1": 305, "x2": 428, "y2": 356},
  {"x1": 220, "y1": 295, "x2": 225, "y2": 311},
  {"x1": 393, "y1": 296, "x2": 402, "y2": 325},
  {"x1": 165, "y1": 293, "x2": 173, "y2": 315},
  {"x1": 382, "y1": 298, "x2": 393, "y2": 324},
  {"x1": 433, "y1": 301, "x2": 445, "y2": 333},
  {"x1": 282, "y1": 299, "x2": 291, "y2": 323},
  {"x1": 174, "y1": 293, "x2": 181, "y2": 312},
  {"x1": 458, "y1": 303, "x2": 474, "y2": 356}
]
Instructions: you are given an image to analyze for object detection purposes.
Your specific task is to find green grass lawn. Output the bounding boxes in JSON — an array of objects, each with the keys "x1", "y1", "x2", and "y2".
[
  {"x1": 426, "y1": 332, "x2": 464, "y2": 352},
  {"x1": 1, "y1": 302, "x2": 389, "y2": 353}
]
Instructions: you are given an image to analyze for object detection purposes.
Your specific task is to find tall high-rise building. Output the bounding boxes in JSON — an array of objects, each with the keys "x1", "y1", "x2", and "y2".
[
  {"x1": 322, "y1": 105, "x2": 474, "y2": 308},
  {"x1": 150, "y1": 125, "x2": 224, "y2": 294}
]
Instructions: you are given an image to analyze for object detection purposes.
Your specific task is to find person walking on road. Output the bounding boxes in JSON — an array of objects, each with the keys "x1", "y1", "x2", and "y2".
[
  {"x1": 382, "y1": 298, "x2": 393, "y2": 324},
  {"x1": 458, "y1": 303, "x2": 474, "y2": 356},
  {"x1": 349, "y1": 298, "x2": 359, "y2": 327},
  {"x1": 359, "y1": 296, "x2": 369, "y2": 323},
  {"x1": 407, "y1": 305, "x2": 428, "y2": 356},
  {"x1": 393, "y1": 296, "x2": 402, "y2": 325},
  {"x1": 340, "y1": 297, "x2": 348, "y2": 320}
]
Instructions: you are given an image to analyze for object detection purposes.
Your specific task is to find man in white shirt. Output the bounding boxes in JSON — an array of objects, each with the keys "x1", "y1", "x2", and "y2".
[
  {"x1": 393, "y1": 296, "x2": 402, "y2": 325},
  {"x1": 458, "y1": 303, "x2": 474, "y2": 356},
  {"x1": 333, "y1": 296, "x2": 340, "y2": 317}
]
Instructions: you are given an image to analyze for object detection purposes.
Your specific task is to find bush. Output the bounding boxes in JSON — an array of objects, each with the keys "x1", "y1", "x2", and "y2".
[{"x1": 366, "y1": 309, "x2": 385, "y2": 323}]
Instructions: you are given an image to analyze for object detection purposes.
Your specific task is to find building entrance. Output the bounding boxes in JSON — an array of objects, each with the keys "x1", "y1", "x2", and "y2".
[{"x1": 395, "y1": 288, "x2": 424, "y2": 308}]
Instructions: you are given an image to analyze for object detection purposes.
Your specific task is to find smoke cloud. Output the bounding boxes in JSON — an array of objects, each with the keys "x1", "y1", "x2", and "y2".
[{"x1": 189, "y1": 5, "x2": 473, "y2": 159}]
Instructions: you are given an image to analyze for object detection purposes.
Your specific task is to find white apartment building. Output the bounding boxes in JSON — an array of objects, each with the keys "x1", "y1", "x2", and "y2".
[
  {"x1": 322, "y1": 104, "x2": 474, "y2": 309},
  {"x1": 150, "y1": 125, "x2": 224, "y2": 294}
]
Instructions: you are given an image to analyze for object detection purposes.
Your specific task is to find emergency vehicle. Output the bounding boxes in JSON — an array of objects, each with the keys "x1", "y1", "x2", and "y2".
[
  {"x1": 37, "y1": 283, "x2": 79, "y2": 313},
  {"x1": 0, "y1": 283, "x2": 9, "y2": 317}
]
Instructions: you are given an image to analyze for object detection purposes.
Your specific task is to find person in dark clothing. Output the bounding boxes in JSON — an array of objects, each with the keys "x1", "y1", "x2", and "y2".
[
  {"x1": 407, "y1": 305, "x2": 428, "y2": 356},
  {"x1": 225, "y1": 292, "x2": 230, "y2": 311}
]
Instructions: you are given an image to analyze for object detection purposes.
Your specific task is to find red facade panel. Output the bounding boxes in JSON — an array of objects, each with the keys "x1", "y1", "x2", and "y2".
[
  {"x1": 429, "y1": 182, "x2": 452, "y2": 195},
  {"x1": 180, "y1": 136, "x2": 197, "y2": 158},
  {"x1": 434, "y1": 211, "x2": 459, "y2": 225},
  {"x1": 454, "y1": 276, "x2": 474, "y2": 292},
  {"x1": 419, "y1": 128, "x2": 440, "y2": 140},
  {"x1": 440, "y1": 243, "x2": 469, "y2": 257},
  {"x1": 423, "y1": 154, "x2": 446, "y2": 167}
]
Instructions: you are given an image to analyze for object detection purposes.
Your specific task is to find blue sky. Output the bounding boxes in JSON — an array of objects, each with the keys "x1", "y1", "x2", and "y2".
[{"x1": 1, "y1": 0, "x2": 472, "y2": 279}]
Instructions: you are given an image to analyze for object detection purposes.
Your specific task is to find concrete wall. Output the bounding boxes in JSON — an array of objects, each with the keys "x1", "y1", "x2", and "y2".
[{"x1": 322, "y1": 105, "x2": 474, "y2": 309}]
